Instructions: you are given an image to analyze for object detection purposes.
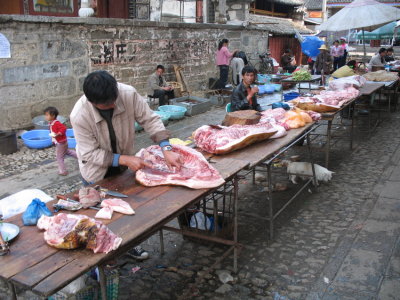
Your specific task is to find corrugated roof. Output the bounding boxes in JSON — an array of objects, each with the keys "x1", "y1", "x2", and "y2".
[
  {"x1": 248, "y1": 14, "x2": 315, "y2": 35},
  {"x1": 304, "y1": 0, "x2": 322, "y2": 10}
]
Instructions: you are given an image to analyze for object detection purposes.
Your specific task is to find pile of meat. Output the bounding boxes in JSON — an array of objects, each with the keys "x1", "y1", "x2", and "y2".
[
  {"x1": 95, "y1": 198, "x2": 135, "y2": 220},
  {"x1": 291, "y1": 87, "x2": 360, "y2": 112},
  {"x1": 363, "y1": 70, "x2": 398, "y2": 82},
  {"x1": 328, "y1": 75, "x2": 366, "y2": 90},
  {"x1": 135, "y1": 144, "x2": 225, "y2": 189},
  {"x1": 37, "y1": 213, "x2": 122, "y2": 253},
  {"x1": 260, "y1": 108, "x2": 318, "y2": 130},
  {"x1": 193, "y1": 122, "x2": 277, "y2": 154}
]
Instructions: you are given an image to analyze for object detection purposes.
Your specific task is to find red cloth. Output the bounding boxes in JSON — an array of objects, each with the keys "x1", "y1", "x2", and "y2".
[{"x1": 50, "y1": 120, "x2": 67, "y2": 144}]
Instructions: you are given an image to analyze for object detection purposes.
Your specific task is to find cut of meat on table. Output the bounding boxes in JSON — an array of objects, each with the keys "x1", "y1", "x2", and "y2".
[
  {"x1": 193, "y1": 123, "x2": 277, "y2": 154},
  {"x1": 78, "y1": 187, "x2": 101, "y2": 208},
  {"x1": 101, "y1": 198, "x2": 135, "y2": 215},
  {"x1": 95, "y1": 206, "x2": 114, "y2": 220},
  {"x1": 135, "y1": 145, "x2": 225, "y2": 189},
  {"x1": 37, "y1": 213, "x2": 122, "y2": 253}
]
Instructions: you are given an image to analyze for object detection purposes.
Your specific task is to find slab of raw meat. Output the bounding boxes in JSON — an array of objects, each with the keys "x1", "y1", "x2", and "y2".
[
  {"x1": 37, "y1": 213, "x2": 122, "y2": 253},
  {"x1": 78, "y1": 187, "x2": 101, "y2": 208},
  {"x1": 101, "y1": 198, "x2": 134, "y2": 215},
  {"x1": 193, "y1": 123, "x2": 277, "y2": 154},
  {"x1": 95, "y1": 206, "x2": 114, "y2": 220},
  {"x1": 135, "y1": 145, "x2": 225, "y2": 189}
]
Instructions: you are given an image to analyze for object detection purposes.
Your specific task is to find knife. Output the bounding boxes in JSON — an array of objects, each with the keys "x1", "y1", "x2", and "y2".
[{"x1": 95, "y1": 186, "x2": 128, "y2": 198}]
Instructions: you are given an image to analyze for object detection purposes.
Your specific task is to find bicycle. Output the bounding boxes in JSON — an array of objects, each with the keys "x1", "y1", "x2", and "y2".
[{"x1": 254, "y1": 52, "x2": 275, "y2": 74}]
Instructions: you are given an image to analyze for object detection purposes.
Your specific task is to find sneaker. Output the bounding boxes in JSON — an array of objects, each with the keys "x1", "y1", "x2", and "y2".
[{"x1": 127, "y1": 246, "x2": 149, "y2": 261}]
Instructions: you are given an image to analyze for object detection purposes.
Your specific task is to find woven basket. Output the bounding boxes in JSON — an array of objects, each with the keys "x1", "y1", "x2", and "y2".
[{"x1": 167, "y1": 81, "x2": 183, "y2": 89}]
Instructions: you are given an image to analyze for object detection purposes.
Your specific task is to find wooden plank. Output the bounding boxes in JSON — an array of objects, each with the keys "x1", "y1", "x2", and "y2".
[
  {"x1": 32, "y1": 158, "x2": 247, "y2": 296},
  {"x1": 219, "y1": 123, "x2": 315, "y2": 168}
]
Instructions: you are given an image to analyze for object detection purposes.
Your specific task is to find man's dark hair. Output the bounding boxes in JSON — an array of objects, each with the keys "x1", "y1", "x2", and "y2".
[
  {"x1": 218, "y1": 39, "x2": 229, "y2": 50},
  {"x1": 156, "y1": 65, "x2": 165, "y2": 70},
  {"x1": 387, "y1": 48, "x2": 394, "y2": 53},
  {"x1": 83, "y1": 71, "x2": 118, "y2": 105},
  {"x1": 334, "y1": 40, "x2": 339, "y2": 44},
  {"x1": 44, "y1": 106, "x2": 59, "y2": 118},
  {"x1": 347, "y1": 60, "x2": 357, "y2": 68},
  {"x1": 284, "y1": 49, "x2": 291, "y2": 54},
  {"x1": 242, "y1": 65, "x2": 257, "y2": 76},
  {"x1": 379, "y1": 47, "x2": 387, "y2": 54}
]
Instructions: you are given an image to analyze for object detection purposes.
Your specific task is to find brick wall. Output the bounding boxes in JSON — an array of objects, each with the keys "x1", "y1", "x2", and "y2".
[{"x1": 0, "y1": 15, "x2": 268, "y2": 130}]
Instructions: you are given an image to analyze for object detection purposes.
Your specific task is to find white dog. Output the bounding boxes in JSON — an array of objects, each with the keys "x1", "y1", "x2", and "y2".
[{"x1": 282, "y1": 160, "x2": 334, "y2": 184}]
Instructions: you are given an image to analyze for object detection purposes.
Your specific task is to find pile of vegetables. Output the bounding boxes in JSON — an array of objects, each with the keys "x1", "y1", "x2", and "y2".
[{"x1": 292, "y1": 70, "x2": 312, "y2": 81}]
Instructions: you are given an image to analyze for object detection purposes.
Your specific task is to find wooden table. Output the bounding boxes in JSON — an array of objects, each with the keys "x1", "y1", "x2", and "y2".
[
  {"x1": 0, "y1": 156, "x2": 248, "y2": 299},
  {"x1": 210, "y1": 123, "x2": 318, "y2": 240},
  {"x1": 317, "y1": 82, "x2": 386, "y2": 168}
]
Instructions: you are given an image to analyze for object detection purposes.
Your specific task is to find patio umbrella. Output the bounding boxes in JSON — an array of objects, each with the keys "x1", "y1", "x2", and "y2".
[
  {"x1": 316, "y1": 0, "x2": 400, "y2": 61},
  {"x1": 357, "y1": 21, "x2": 398, "y2": 40}
]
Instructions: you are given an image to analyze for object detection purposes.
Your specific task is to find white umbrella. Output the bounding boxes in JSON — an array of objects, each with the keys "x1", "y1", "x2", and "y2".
[{"x1": 316, "y1": 0, "x2": 400, "y2": 61}]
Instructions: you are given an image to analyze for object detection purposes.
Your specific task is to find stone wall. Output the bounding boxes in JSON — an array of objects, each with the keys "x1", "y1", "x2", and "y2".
[{"x1": 0, "y1": 15, "x2": 268, "y2": 130}]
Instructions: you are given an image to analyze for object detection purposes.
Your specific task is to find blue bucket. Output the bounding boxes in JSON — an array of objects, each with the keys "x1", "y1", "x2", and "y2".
[
  {"x1": 158, "y1": 105, "x2": 187, "y2": 120},
  {"x1": 283, "y1": 92, "x2": 300, "y2": 101},
  {"x1": 21, "y1": 130, "x2": 53, "y2": 149},
  {"x1": 66, "y1": 129, "x2": 76, "y2": 148}
]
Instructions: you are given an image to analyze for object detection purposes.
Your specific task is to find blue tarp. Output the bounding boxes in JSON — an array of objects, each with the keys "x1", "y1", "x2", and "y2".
[{"x1": 301, "y1": 36, "x2": 325, "y2": 58}]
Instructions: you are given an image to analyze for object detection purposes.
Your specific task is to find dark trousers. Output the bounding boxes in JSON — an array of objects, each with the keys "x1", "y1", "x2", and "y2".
[
  {"x1": 339, "y1": 53, "x2": 347, "y2": 68},
  {"x1": 218, "y1": 65, "x2": 229, "y2": 89},
  {"x1": 333, "y1": 57, "x2": 341, "y2": 71},
  {"x1": 284, "y1": 65, "x2": 297, "y2": 73},
  {"x1": 153, "y1": 89, "x2": 174, "y2": 106}
]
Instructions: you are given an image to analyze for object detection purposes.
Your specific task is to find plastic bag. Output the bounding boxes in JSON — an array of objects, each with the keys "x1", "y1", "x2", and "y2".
[
  {"x1": 22, "y1": 198, "x2": 53, "y2": 226},
  {"x1": 189, "y1": 212, "x2": 212, "y2": 231}
]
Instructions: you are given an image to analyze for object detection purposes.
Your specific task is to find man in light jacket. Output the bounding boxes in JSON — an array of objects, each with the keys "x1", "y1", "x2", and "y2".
[
  {"x1": 146, "y1": 65, "x2": 174, "y2": 106},
  {"x1": 71, "y1": 71, "x2": 182, "y2": 184}
]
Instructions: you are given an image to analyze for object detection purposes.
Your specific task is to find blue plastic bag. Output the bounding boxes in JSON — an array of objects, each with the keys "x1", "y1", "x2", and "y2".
[
  {"x1": 22, "y1": 198, "x2": 53, "y2": 226},
  {"x1": 272, "y1": 102, "x2": 290, "y2": 110}
]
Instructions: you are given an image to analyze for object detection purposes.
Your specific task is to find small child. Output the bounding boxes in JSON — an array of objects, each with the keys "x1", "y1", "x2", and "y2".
[{"x1": 44, "y1": 107, "x2": 77, "y2": 176}]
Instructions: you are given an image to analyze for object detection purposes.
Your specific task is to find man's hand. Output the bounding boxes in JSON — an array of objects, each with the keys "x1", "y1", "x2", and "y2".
[
  {"x1": 163, "y1": 150, "x2": 183, "y2": 170},
  {"x1": 249, "y1": 86, "x2": 259, "y2": 95},
  {"x1": 119, "y1": 155, "x2": 152, "y2": 172}
]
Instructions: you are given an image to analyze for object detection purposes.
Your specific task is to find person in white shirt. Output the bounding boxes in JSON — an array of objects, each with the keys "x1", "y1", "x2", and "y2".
[
  {"x1": 369, "y1": 48, "x2": 387, "y2": 68},
  {"x1": 231, "y1": 51, "x2": 245, "y2": 85}
]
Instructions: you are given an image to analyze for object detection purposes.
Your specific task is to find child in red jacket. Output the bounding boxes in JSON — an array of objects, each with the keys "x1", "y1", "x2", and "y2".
[{"x1": 44, "y1": 107, "x2": 77, "y2": 176}]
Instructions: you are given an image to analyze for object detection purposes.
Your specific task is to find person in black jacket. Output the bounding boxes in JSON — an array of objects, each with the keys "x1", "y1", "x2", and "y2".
[{"x1": 231, "y1": 66, "x2": 261, "y2": 112}]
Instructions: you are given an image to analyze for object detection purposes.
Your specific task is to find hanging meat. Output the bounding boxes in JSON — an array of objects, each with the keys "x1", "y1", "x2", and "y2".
[
  {"x1": 135, "y1": 145, "x2": 225, "y2": 189},
  {"x1": 37, "y1": 213, "x2": 122, "y2": 253}
]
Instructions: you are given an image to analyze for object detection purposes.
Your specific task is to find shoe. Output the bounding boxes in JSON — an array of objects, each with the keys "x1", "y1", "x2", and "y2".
[
  {"x1": 59, "y1": 172, "x2": 68, "y2": 176},
  {"x1": 127, "y1": 246, "x2": 149, "y2": 261}
]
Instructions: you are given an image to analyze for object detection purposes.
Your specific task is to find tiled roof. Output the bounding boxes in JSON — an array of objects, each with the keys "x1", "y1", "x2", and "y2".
[
  {"x1": 274, "y1": 0, "x2": 305, "y2": 5},
  {"x1": 248, "y1": 14, "x2": 315, "y2": 35},
  {"x1": 304, "y1": 0, "x2": 322, "y2": 10},
  {"x1": 306, "y1": 0, "x2": 400, "y2": 10}
]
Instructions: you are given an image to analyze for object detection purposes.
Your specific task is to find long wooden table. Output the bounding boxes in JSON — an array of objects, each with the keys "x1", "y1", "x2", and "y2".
[
  {"x1": 209, "y1": 123, "x2": 318, "y2": 240},
  {"x1": 317, "y1": 82, "x2": 385, "y2": 168},
  {"x1": 0, "y1": 156, "x2": 248, "y2": 299},
  {"x1": 1, "y1": 123, "x2": 320, "y2": 298}
]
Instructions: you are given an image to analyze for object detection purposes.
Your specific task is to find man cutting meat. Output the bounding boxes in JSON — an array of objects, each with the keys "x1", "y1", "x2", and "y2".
[
  {"x1": 70, "y1": 70, "x2": 182, "y2": 260},
  {"x1": 230, "y1": 66, "x2": 262, "y2": 112}
]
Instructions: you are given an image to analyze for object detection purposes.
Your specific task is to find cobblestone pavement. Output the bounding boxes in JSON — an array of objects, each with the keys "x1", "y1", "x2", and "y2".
[{"x1": 1, "y1": 106, "x2": 400, "y2": 300}]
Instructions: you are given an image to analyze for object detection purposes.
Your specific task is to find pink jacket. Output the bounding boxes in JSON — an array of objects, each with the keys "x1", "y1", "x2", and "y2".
[{"x1": 216, "y1": 46, "x2": 233, "y2": 66}]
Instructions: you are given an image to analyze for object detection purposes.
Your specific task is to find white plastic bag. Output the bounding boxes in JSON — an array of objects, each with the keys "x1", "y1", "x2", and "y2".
[
  {"x1": 0, "y1": 189, "x2": 53, "y2": 219},
  {"x1": 189, "y1": 212, "x2": 212, "y2": 230}
]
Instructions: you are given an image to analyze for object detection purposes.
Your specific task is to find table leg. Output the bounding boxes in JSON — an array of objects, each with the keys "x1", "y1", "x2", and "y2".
[
  {"x1": 325, "y1": 120, "x2": 332, "y2": 168},
  {"x1": 267, "y1": 163, "x2": 274, "y2": 240},
  {"x1": 350, "y1": 102, "x2": 355, "y2": 150},
  {"x1": 252, "y1": 168, "x2": 256, "y2": 184},
  {"x1": 7, "y1": 282, "x2": 17, "y2": 300},
  {"x1": 307, "y1": 133, "x2": 318, "y2": 188},
  {"x1": 233, "y1": 176, "x2": 239, "y2": 273},
  {"x1": 159, "y1": 229, "x2": 165, "y2": 255},
  {"x1": 98, "y1": 265, "x2": 107, "y2": 300}
]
